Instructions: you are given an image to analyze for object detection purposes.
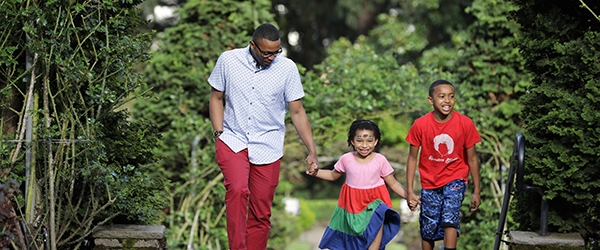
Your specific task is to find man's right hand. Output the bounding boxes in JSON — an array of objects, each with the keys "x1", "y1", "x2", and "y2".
[{"x1": 305, "y1": 162, "x2": 318, "y2": 176}]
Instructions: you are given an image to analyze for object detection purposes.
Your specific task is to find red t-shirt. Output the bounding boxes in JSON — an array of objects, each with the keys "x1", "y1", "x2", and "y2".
[{"x1": 405, "y1": 111, "x2": 481, "y2": 189}]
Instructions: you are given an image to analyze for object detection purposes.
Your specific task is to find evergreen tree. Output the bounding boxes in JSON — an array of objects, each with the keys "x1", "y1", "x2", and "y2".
[{"x1": 510, "y1": 0, "x2": 600, "y2": 244}]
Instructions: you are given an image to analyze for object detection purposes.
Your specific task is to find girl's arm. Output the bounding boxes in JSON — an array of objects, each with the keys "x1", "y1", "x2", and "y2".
[
  {"x1": 313, "y1": 168, "x2": 343, "y2": 181},
  {"x1": 384, "y1": 174, "x2": 408, "y2": 199}
]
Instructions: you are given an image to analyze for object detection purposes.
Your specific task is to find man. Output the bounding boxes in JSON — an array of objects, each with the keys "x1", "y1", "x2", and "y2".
[{"x1": 208, "y1": 23, "x2": 318, "y2": 250}]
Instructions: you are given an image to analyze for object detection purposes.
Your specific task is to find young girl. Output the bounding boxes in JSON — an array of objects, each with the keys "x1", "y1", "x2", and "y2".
[{"x1": 311, "y1": 119, "x2": 416, "y2": 250}]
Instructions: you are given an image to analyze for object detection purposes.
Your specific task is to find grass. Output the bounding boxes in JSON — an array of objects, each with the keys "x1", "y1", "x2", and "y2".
[{"x1": 286, "y1": 241, "x2": 311, "y2": 250}]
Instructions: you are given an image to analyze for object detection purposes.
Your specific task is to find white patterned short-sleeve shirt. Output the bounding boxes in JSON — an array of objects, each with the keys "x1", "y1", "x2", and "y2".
[{"x1": 208, "y1": 46, "x2": 305, "y2": 164}]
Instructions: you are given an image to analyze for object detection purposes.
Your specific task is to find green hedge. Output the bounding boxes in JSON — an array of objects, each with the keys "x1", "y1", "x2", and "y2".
[{"x1": 510, "y1": 0, "x2": 600, "y2": 245}]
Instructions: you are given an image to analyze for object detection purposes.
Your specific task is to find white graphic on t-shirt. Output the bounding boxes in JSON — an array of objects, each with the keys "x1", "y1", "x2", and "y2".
[{"x1": 433, "y1": 133, "x2": 454, "y2": 156}]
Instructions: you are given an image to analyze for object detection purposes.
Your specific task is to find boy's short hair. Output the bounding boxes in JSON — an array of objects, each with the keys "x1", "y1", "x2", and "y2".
[
  {"x1": 252, "y1": 23, "x2": 280, "y2": 42},
  {"x1": 429, "y1": 79, "x2": 455, "y2": 97}
]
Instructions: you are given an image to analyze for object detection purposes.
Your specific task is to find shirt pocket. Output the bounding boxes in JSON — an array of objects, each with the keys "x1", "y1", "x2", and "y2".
[{"x1": 259, "y1": 86, "x2": 285, "y2": 109}]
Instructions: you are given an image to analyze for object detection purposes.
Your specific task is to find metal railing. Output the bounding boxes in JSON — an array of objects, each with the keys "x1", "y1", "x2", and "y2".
[{"x1": 493, "y1": 133, "x2": 548, "y2": 250}]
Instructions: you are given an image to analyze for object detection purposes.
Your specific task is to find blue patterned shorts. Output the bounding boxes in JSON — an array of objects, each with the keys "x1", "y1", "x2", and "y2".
[{"x1": 419, "y1": 179, "x2": 466, "y2": 241}]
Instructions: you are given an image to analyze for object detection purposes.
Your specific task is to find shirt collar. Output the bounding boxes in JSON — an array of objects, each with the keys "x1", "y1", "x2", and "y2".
[{"x1": 246, "y1": 45, "x2": 273, "y2": 71}]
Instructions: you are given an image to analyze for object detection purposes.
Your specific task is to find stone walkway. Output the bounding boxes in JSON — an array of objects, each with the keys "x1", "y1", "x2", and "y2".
[
  {"x1": 296, "y1": 224, "x2": 326, "y2": 250},
  {"x1": 294, "y1": 224, "x2": 411, "y2": 250}
]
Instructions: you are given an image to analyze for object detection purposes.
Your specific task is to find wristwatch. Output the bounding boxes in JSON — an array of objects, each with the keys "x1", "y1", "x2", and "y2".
[{"x1": 213, "y1": 130, "x2": 223, "y2": 139}]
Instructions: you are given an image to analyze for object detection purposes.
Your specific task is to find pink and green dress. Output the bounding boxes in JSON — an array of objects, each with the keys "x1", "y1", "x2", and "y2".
[{"x1": 318, "y1": 152, "x2": 401, "y2": 250}]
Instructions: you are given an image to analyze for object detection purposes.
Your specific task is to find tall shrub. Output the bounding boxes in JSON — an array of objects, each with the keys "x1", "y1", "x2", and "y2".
[
  {"x1": 452, "y1": 0, "x2": 532, "y2": 248},
  {"x1": 510, "y1": 0, "x2": 600, "y2": 244},
  {"x1": 0, "y1": 0, "x2": 167, "y2": 249}
]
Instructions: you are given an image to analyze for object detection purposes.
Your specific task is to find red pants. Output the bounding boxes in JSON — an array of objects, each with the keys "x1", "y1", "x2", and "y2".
[{"x1": 216, "y1": 139, "x2": 280, "y2": 250}]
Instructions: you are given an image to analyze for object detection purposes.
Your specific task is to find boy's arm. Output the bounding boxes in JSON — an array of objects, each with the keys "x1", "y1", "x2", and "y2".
[
  {"x1": 406, "y1": 145, "x2": 421, "y2": 209},
  {"x1": 313, "y1": 169, "x2": 343, "y2": 181},
  {"x1": 466, "y1": 145, "x2": 481, "y2": 211}
]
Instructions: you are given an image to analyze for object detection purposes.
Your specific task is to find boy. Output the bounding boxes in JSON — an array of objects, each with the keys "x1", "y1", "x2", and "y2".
[{"x1": 405, "y1": 79, "x2": 481, "y2": 250}]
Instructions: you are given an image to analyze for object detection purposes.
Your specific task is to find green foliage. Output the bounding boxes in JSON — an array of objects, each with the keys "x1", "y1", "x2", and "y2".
[
  {"x1": 97, "y1": 111, "x2": 168, "y2": 223},
  {"x1": 305, "y1": 199, "x2": 338, "y2": 223},
  {"x1": 510, "y1": 0, "x2": 600, "y2": 244},
  {"x1": 297, "y1": 199, "x2": 317, "y2": 230},
  {"x1": 0, "y1": 0, "x2": 167, "y2": 248},
  {"x1": 0, "y1": 180, "x2": 22, "y2": 247},
  {"x1": 367, "y1": 13, "x2": 429, "y2": 60},
  {"x1": 451, "y1": 0, "x2": 532, "y2": 248},
  {"x1": 273, "y1": 0, "x2": 474, "y2": 69}
]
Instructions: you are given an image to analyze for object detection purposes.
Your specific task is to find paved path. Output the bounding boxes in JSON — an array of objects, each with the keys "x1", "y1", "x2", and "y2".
[
  {"x1": 294, "y1": 224, "x2": 413, "y2": 250},
  {"x1": 297, "y1": 225, "x2": 326, "y2": 250}
]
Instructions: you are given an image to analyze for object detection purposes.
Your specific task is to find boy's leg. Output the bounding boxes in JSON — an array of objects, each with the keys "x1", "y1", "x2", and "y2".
[
  {"x1": 246, "y1": 159, "x2": 281, "y2": 250},
  {"x1": 216, "y1": 140, "x2": 251, "y2": 250},
  {"x1": 443, "y1": 227, "x2": 458, "y2": 248},
  {"x1": 421, "y1": 239, "x2": 435, "y2": 250},
  {"x1": 441, "y1": 179, "x2": 467, "y2": 249},
  {"x1": 420, "y1": 188, "x2": 444, "y2": 250}
]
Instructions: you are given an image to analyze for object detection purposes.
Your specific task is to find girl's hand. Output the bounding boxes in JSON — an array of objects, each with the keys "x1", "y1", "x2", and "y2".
[
  {"x1": 306, "y1": 163, "x2": 319, "y2": 176},
  {"x1": 407, "y1": 193, "x2": 421, "y2": 211}
]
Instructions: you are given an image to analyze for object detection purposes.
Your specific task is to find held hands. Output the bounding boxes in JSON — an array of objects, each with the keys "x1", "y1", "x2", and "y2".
[
  {"x1": 407, "y1": 192, "x2": 421, "y2": 211},
  {"x1": 305, "y1": 156, "x2": 319, "y2": 176}
]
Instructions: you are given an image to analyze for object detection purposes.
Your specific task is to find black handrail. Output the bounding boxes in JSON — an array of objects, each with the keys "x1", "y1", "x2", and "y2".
[
  {"x1": 493, "y1": 133, "x2": 524, "y2": 250},
  {"x1": 493, "y1": 133, "x2": 548, "y2": 250}
]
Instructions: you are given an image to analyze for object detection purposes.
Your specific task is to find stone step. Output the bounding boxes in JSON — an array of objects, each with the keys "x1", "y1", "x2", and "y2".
[
  {"x1": 92, "y1": 224, "x2": 167, "y2": 249},
  {"x1": 508, "y1": 231, "x2": 584, "y2": 250}
]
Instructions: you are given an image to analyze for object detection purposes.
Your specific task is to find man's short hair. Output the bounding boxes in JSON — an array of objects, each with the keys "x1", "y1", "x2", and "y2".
[{"x1": 252, "y1": 23, "x2": 280, "y2": 42}]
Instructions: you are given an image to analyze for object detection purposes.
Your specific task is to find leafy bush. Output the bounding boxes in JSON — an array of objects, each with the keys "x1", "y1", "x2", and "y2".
[
  {"x1": 0, "y1": 0, "x2": 168, "y2": 248},
  {"x1": 305, "y1": 199, "x2": 338, "y2": 223},
  {"x1": 451, "y1": 0, "x2": 531, "y2": 248},
  {"x1": 297, "y1": 199, "x2": 317, "y2": 231},
  {"x1": 510, "y1": 0, "x2": 600, "y2": 244}
]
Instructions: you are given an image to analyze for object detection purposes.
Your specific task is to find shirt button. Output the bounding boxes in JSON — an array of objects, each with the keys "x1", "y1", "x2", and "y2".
[{"x1": 250, "y1": 102, "x2": 252, "y2": 105}]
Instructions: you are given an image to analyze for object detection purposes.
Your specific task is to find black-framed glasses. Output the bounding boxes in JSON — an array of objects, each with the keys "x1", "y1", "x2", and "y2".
[{"x1": 252, "y1": 41, "x2": 282, "y2": 58}]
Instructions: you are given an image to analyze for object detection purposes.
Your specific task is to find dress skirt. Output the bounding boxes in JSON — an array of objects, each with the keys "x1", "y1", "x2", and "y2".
[{"x1": 318, "y1": 183, "x2": 401, "y2": 250}]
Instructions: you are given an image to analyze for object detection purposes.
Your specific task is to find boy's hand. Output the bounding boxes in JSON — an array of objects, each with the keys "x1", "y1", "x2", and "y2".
[
  {"x1": 407, "y1": 200, "x2": 417, "y2": 211},
  {"x1": 470, "y1": 193, "x2": 480, "y2": 211},
  {"x1": 407, "y1": 192, "x2": 421, "y2": 211}
]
